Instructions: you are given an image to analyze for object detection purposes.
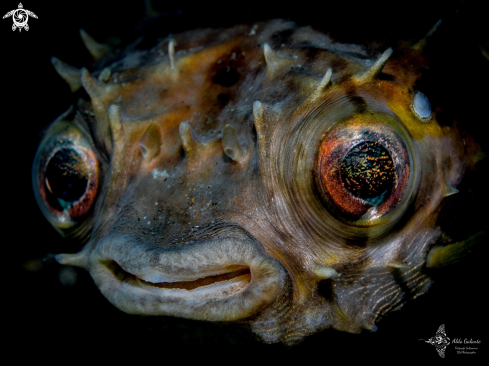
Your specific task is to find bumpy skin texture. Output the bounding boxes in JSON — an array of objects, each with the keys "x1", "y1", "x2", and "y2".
[{"x1": 33, "y1": 20, "x2": 469, "y2": 344}]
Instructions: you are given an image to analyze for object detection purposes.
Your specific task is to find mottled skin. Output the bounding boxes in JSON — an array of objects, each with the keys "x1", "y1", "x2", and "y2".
[{"x1": 33, "y1": 20, "x2": 472, "y2": 344}]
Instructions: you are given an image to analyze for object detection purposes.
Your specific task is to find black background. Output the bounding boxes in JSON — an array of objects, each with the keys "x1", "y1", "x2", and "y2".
[{"x1": 3, "y1": 0, "x2": 488, "y2": 364}]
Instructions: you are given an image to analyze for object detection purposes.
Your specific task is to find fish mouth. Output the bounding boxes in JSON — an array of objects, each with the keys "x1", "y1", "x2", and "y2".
[
  {"x1": 89, "y1": 233, "x2": 286, "y2": 321},
  {"x1": 106, "y1": 260, "x2": 252, "y2": 292}
]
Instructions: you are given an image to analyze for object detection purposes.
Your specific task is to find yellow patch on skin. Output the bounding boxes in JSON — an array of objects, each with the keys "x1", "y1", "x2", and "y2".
[{"x1": 363, "y1": 81, "x2": 443, "y2": 140}]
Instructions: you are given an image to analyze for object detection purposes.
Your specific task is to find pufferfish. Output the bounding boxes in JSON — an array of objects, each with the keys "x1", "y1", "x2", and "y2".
[{"x1": 32, "y1": 19, "x2": 485, "y2": 344}]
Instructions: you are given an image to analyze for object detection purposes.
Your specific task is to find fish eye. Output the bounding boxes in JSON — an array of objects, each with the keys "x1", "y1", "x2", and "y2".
[
  {"x1": 411, "y1": 91, "x2": 432, "y2": 122},
  {"x1": 315, "y1": 113, "x2": 414, "y2": 226},
  {"x1": 32, "y1": 120, "x2": 99, "y2": 230},
  {"x1": 45, "y1": 148, "x2": 90, "y2": 207}
]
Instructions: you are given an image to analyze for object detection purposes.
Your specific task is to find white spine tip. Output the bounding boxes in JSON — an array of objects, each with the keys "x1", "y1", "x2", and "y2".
[
  {"x1": 388, "y1": 260, "x2": 411, "y2": 269},
  {"x1": 179, "y1": 121, "x2": 198, "y2": 156},
  {"x1": 375, "y1": 48, "x2": 393, "y2": 70},
  {"x1": 51, "y1": 57, "x2": 82, "y2": 92},
  {"x1": 169, "y1": 40, "x2": 176, "y2": 70},
  {"x1": 55, "y1": 252, "x2": 87, "y2": 268},
  {"x1": 444, "y1": 186, "x2": 459, "y2": 197},
  {"x1": 426, "y1": 231, "x2": 485, "y2": 268},
  {"x1": 262, "y1": 43, "x2": 294, "y2": 79},
  {"x1": 80, "y1": 28, "x2": 111, "y2": 60},
  {"x1": 355, "y1": 48, "x2": 393, "y2": 82},
  {"x1": 263, "y1": 43, "x2": 275, "y2": 65},
  {"x1": 412, "y1": 20, "x2": 443, "y2": 51},
  {"x1": 317, "y1": 67, "x2": 333, "y2": 91},
  {"x1": 313, "y1": 263, "x2": 338, "y2": 279},
  {"x1": 222, "y1": 125, "x2": 243, "y2": 162},
  {"x1": 322, "y1": 67, "x2": 333, "y2": 84},
  {"x1": 253, "y1": 100, "x2": 263, "y2": 114},
  {"x1": 311, "y1": 67, "x2": 333, "y2": 102}
]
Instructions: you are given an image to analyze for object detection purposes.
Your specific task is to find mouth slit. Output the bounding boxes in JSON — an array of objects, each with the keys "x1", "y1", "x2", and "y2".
[{"x1": 105, "y1": 261, "x2": 251, "y2": 291}]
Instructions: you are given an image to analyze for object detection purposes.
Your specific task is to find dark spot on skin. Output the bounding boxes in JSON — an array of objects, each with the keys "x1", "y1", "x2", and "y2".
[
  {"x1": 214, "y1": 68, "x2": 240, "y2": 87},
  {"x1": 217, "y1": 93, "x2": 230, "y2": 106},
  {"x1": 391, "y1": 267, "x2": 417, "y2": 301},
  {"x1": 347, "y1": 94, "x2": 367, "y2": 114},
  {"x1": 342, "y1": 83, "x2": 366, "y2": 114},
  {"x1": 377, "y1": 73, "x2": 394, "y2": 81},
  {"x1": 342, "y1": 237, "x2": 369, "y2": 250},
  {"x1": 317, "y1": 279, "x2": 335, "y2": 301}
]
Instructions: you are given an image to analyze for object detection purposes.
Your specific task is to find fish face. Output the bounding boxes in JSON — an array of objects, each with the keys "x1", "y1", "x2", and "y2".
[{"x1": 31, "y1": 18, "x2": 485, "y2": 344}]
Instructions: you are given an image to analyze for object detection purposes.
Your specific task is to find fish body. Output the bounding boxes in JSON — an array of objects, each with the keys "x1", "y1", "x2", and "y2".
[{"x1": 31, "y1": 18, "x2": 485, "y2": 345}]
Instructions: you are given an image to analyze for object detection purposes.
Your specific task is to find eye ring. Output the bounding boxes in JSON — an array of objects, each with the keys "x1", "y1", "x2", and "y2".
[{"x1": 315, "y1": 114, "x2": 413, "y2": 226}]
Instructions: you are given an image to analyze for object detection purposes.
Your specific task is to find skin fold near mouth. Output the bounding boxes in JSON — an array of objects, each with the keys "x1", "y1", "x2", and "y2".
[
  {"x1": 105, "y1": 260, "x2": 252, "y2": 291},
  {"x1": 89, "y1": 234, "x2": 286, "y2": 321}
]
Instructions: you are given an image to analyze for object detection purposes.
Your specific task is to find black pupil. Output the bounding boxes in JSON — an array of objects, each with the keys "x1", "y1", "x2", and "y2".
[
  {"x1": 45, "y1": 148, "x2": 88, "y2": 203},
  {"x1": 340, "y1": 141, "x2": 396, "y2": 200}
]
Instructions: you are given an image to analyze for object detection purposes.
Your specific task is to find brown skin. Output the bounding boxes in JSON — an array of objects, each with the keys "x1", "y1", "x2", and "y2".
[{"x1": 33, "y1": 20, "x2": 472, "y2": 344}]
